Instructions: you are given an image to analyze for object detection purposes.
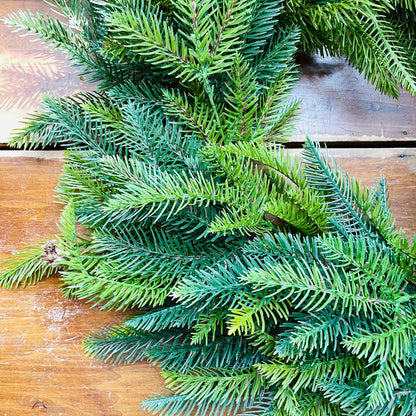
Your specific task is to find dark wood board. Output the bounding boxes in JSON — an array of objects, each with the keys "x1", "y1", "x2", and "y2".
[
  {"x1": 1, "y1": 1, "x2": 416, "y2": 144},
  {"x1": 291, "y1": 54, "x2": 416, "y2": 141},
  {"x1": 0, "y1": 0, "x2": 91, "y2": 143}
]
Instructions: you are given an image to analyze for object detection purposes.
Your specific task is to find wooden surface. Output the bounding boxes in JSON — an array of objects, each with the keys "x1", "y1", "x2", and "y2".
[
  {"x1": 1, "y1": 1, "x2": 416, "y2": 145},
  {"x1": 0, "y1": 1, "x2": 416, "y2": 415},
  {"x1": 0, "y1": 150, "x2": 415, "y2": 415},
  {"x1": 0, "y1": 153, "x2": 165, "y2": 416},
  {"x1": 292, "y1": 54, "x2": 416, "y2": 142}
]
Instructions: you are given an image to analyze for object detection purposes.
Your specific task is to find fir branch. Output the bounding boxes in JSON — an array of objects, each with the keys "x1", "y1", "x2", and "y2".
[
  {"x1": 84, "y1": 325, "x2": 186, "y2": 364},
  {"x1": 244, "y1": 257, "x2": 412, "y2": 318},
  {"x1": 0, "y1": 244, "x2": 58, "y2": 288},
  {"x1": 162, "y1": 367, "x2": 265, "y2": 409},
  {"x1": 242, "y1": 0, "x2": 284, "y2": 61},
  {"x1": 146, "y1": 335, "x2": 264, "y2": 372},
  {"x1": 303, "y1": 138, "x2": 379, "y2": 240},
  {"x1": 105, "y1": 6, "x2": 199, "y2": 82}
]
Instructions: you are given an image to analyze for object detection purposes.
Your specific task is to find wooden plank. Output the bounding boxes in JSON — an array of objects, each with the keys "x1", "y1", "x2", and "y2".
[
  {"x1": 0, "y1": 153, "x2": 62, "y2": 257},
  {"x1": 0, "y1": 150, "x2": 415, "y2": 414},
  {"x1": 0, "y1": 154, "x2": 164, "y2": 416},
  {"x1": 0, "y1": 277, "x2": 165, "y2": 415},
  {"x1": 291, "y1": 54, "x2": 416, "y2": 142},
  {"x1": 0, "y1": 0, "x2": 92, "y2": 144},
  {"x1": 1, "y1": 2, "x2": 416, "y2": 145}
]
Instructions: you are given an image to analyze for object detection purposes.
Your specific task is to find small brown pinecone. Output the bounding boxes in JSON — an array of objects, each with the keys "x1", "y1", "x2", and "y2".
[{"x1": 42, "y1": 240, "x2": 69, "y2": 268}]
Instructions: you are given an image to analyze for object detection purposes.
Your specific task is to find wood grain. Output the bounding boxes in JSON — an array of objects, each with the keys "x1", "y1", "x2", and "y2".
[
  {"x1": 0, "y1": 151, "x2": 415, "y2": 415},
  {"x1": 0, "y1": 154, "x2": 164, "y2": 416},
  {"x1": 1, "y1": 2, "x2": 416, "y2": 145},
  {"x1": 292, "y1": 54, "x2": 416, "y2": 141},
  {"x1": 0, "y1": 0, "x2": 92, "y2": 144}
]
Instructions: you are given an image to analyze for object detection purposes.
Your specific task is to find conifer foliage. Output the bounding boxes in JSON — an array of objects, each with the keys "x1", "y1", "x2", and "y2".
[{"x1": 1, "y1": 1, "x2": 416, "y2": 415}]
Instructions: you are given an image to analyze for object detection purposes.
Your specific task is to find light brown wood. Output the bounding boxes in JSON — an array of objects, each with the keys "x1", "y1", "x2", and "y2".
[
  {"x1": 0, "y1": 153, "x2": 62, "y2": 258},
  {"x1": 0, "y1": 154, "x2": 164, "y2": 416},
  {"x1": 0, "y1": 151, "x2": 415, "y2": 414},
  {"x1": 0, "y1": 277, "x2": 165, "y2": 416}
]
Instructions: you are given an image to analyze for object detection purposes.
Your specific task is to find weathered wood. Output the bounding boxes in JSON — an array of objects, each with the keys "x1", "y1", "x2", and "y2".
[
  {"x1": 0, "y1": 152, "x2": 62, "y2": 258},
  {"x1": 0, "y1": 277, "x2": 165, "y2": 415},
  {"x1": 291, "y1": 54, "x2": 416, "y2": 142},
  {"x1": 0, "y1": 0, "x2": 92, "y2": 144},
  {"x1": 1, "y1": 2, "x2": 416, "y2": 145},
  {"x1": 0, "y1": 154, "x2": 164, "y2": 416},
  {"x1": 0, "y1": 152, "x2": 415, "y2": 414}
]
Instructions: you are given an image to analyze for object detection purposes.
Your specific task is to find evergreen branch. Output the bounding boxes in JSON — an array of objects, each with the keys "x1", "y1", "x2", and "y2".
[
  {"x1": 4, "y1": 1, "x2": 416, "y2": 414},
  {"x1": 242, "y1": 0, "x2": 284, "y2": 61},
  {"x1": 242, "y1": 233, "x2": 320, "y2": 264},
  {"x1": 244, "y1": 257, "x2": 411, "y2": 318},
  {"x1": 104, "y1": 169, "x2": 258, "y2": 225},
  {"x1": 162, "y1": 89, "x2": 218, "y2": 141},
  {"x1": 3, "y1": 10, "x2": 89, "y2": 53},
  {"x1": 303, "y1": 138, "x2": 378, "y2": 239},
  {"x1": 57, "y1": 153, "x2": 113, "y2": 205},
  {"x1": 208, "y1": 207, "x2": 273, "y2": 236},
  {"x1": 252, "y1": 27, "x2": 300, "y2": 86},
  {"x1": 344, "y1": 316, "x2": 416, "y2": 363},
  {"x1": 316, "y1": 234, "x2": 408, "y2": 289},
  {"x1": 174, "y1": 258, "x2": 250, "y2": 309},
  {"x1": 223, "y1": 54, "x2": 261, "y2": 142},
  {"x1": 236, "y1": 393, "x2": 275, "y2": 416},
  {"x1": 257, "y1": 356, "x2": 364, "y2": 394},
  {"x1": 206, "y1": 141, "x2": 306, "y2": 189},
  {"x1": 3, "y1": 8, "x2": 126, "y2": 88},
  {"x1": 163, "y1": 367, "x2": 265, "y2": 409},
  {"x1": 143, "y1": 392, "x2": 238, "y2": 416},
  {"x1": 91, "y1": 226, "x2": 223, "y2": 281},
  {"x1": 369, "y1": 178, "x2": 413, "y2": 255},
  {"x1": 275, "y1": 311, "x2": 358, "y2": 359},
  {"x1": 227, "y1": 296, "x2": 289, "y2": 335},
  {"x1": 116, "y1": 104, "x2": 204, "y2": 170},
  {"x1": 8, "y1": 92, "x2": 108, "y2": 150},
  {"x1": 264, "y1": 187, "x2": 329, "y2": 235},
  {"x1": 125, "y1": 304, "x2": 201, "y2": 332},
  {"x1": 60, "y1": 266, "x2": 172, "y2": 309},
  {"x1": 208, "y1": 0, "x2": 252, "y2": 74},
  {"x1": 255, "y1": 71, "x2": 300, "y2": 141},
  {"x1": 317, "y1": 380, "x2": 370, "y2": 416},
  {"x1": 105, "y1": 7, "x2": 199, "y2": 82},
  {"x1": 84, "y1": 325, "x2": 186, "y2": 364},
  {"x1": 0, "y1": 244, "x2": 58, "y2": 288},
  {"x1": 360, "y1": 8, "x2": 416, "y2": 95},
  {"x1": 191, "y1": 310, "x2": 227, "y2": 344},
  {"x1": 146, "y1": 335, "x2": 264, "y2": 373}
]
